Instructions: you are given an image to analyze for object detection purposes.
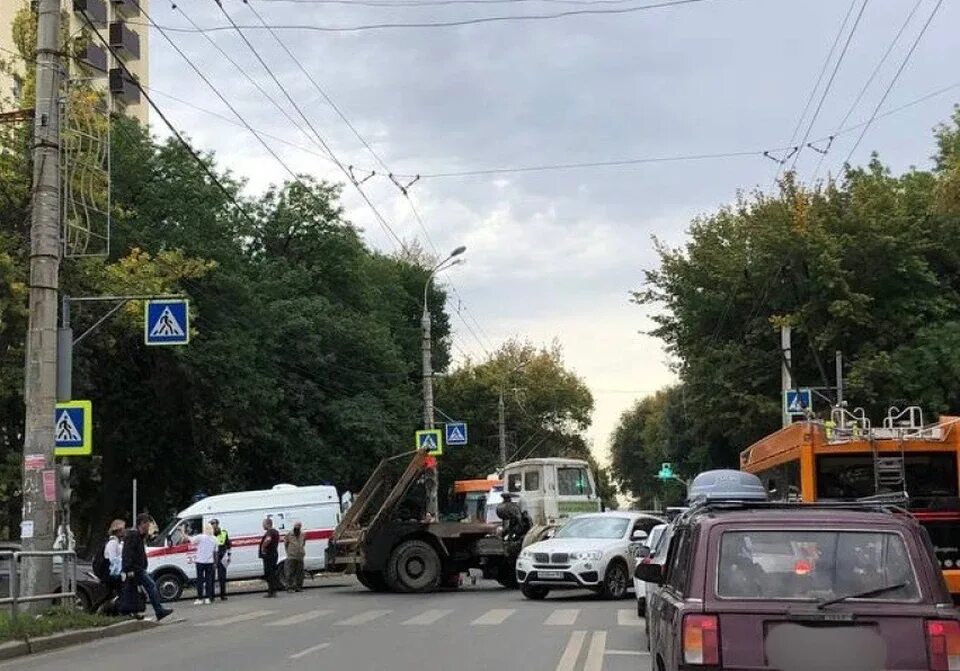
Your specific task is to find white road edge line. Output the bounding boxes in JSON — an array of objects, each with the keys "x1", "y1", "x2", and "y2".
[
  {"x1": 605, "y1": 649, "x2": 649, "y2": 656},
  {"x1": 289, "y1": 642, "x2": 331, "y2": 660},
  {"x1": 584, "y1": 630, "x2": 607, "y2": 671},
  {"x1": 556, "y1": 630, "x2": 587, "y2": 671}
]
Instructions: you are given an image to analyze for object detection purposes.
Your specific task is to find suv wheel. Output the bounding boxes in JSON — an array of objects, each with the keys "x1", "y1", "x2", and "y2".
[
  {"x1": 386, "y1": 540, "x2": 441, "y2": 593},
  {"x1": 521, "y1": 584, "x2": 550, "y2": 600},
  {"x1": 600, "y1": 560, "x2": 628, "y2": 600}
]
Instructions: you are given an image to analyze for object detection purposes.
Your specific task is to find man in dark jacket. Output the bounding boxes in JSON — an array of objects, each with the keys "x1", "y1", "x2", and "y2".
[
  {"x1": 259, "y1": 517, "x2": 281, "y2": 597},
  {"x1": 121, "y1": 514, "x2": 173, "y2": 620}
]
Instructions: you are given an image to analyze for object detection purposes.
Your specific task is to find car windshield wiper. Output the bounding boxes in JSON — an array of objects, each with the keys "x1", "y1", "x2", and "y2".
[{"x1": 816, "y1": 582, "x2": 908, "y2": 610}]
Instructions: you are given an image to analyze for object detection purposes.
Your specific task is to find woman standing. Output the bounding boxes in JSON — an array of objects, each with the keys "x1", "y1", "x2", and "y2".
[
  {"x1": 103, "y1": 519, "x2": 126, "y2": 610},
  {"x1": 184, "y1": 522, "x2": 218, "y2": 604}
]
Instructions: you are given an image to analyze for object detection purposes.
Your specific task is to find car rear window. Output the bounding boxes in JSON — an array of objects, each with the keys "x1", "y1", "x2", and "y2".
[{"x1": 717, "y1": 530, "x2": 920, "y2": 602}]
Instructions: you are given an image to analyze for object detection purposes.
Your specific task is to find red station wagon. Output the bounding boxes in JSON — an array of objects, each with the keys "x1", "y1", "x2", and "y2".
[{"x1": 639, "y1": 470, "x2": 960, "y2": 671}]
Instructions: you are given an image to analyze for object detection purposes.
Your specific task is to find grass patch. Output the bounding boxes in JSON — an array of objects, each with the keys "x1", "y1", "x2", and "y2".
[{"x1": 0, "y1": 606, "x2": 120, "y2": 642}]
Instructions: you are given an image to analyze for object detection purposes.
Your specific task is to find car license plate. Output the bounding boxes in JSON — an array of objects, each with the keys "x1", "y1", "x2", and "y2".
[{"x1": 538, "y1": 570, "x2": 563, "y2": 579}]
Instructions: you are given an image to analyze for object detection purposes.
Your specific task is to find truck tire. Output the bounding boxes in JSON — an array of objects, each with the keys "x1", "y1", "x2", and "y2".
[
  {"x1": 356, "y1": 570, "x2": 389, "y2": 592},
  {"x1": 600, "y1": 560, "x2": 629, "y2": 600},
  {"x1": 521, "y1": 584, "x2": 550, "y2": 600},
  {"x1": 386, "y1": 540, "x2": 441, "y2": 593}
]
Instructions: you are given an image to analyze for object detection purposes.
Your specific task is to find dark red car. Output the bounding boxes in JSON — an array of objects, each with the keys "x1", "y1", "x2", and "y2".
[{"x1": 639, "y1": 499, "x2": 960, "y2": 671}]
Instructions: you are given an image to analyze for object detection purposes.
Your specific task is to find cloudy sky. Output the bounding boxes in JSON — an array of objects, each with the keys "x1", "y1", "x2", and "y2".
[{"x1": 142, "y1": 0, "x2": 960, "y2": 463}]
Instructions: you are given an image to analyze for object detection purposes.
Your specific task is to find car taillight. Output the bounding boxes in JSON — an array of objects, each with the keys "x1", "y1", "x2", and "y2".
[
  {"x1": 683, "y1": 614, "x2": 720, "y2": 666},
  {"x1": 927, "y1": 620, "x2": 960, "y2": 671}
]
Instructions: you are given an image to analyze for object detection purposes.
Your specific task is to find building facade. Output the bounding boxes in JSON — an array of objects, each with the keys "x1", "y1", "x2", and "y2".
[{"x1": 0, "y1": 0, "x2": 149, "y2": 125}]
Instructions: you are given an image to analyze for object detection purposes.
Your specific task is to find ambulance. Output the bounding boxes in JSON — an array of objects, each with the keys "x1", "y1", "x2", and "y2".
[{"x1": 146, "y1": 484, "x2": 341, "y2": 601}]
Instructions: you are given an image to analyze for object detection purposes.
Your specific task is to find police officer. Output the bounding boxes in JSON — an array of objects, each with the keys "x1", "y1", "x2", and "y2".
[{"x1": 210, "y1": 518, "x2": 232, "y2": 601}]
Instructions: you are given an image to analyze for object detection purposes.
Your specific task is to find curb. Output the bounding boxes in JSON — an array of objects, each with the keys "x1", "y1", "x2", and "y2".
[{"x1": 0, "y1": 618, "x2": 161, "y2": 661}]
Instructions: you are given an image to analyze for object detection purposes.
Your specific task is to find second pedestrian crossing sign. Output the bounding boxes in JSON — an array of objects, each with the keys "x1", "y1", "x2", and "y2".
[
  {"x1": 54, "y1": 400, "x2": 93, "y2": 457},
  {"x1": 145, "y1": 299, "x2": 189, "y2": 346},
  {"x1": 445, "y1": 422, "x2": 468, "y2": 446},
  {"x1": 416, "y1": 429, "x2": 443, "y2": 456}
]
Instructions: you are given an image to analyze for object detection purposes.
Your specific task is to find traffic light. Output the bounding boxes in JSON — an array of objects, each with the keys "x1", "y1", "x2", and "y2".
[
  {"x1": 657, "y1": 463, "x2": 674, "y2": 481},
  {"x1": 58, "y1": 463, "x2": 72, "y2": 504}
]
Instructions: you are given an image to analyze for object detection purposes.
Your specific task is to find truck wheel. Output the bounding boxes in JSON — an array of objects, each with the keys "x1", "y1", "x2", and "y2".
[
  {"x1": 155, "y1": 571, "x2": 184, "y2": 602},
  {"x1": 600, "y1": 560, "x2": 629, "y2": 600},
  {"x1": 386, "y1": 540, "x2": 441, "y2": 593},
  {"x1": 356, "y1": 570, "x2": 389, "y2": 592},
  {"x1": 521, "y1": 584, "x2": 550, "y2": 600}
]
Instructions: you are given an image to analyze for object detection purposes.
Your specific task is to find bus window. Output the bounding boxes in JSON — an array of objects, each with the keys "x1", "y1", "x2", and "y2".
[
  {"x1": 524, "y1": 470, "x2": 541, "y2": 492},
  {"x1": 755, "y1": 460, "x2": 800, "y2": 500},
  {"x1": 815, "y1": 453, "x2": 959, "y2": 500},
  {"x1": 558, "y1": 467, "x2": 591, "y2": 496}
]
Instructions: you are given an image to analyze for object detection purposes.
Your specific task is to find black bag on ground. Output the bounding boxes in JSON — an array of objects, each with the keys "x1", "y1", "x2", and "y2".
[{"x1": 118, "y1": 579, "x2": 146, "y2": 614}]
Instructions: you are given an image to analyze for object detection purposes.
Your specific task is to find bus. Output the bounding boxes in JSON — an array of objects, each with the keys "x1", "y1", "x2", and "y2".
[{"x1": 740, "y1": 406, "x2": 960, "y2": 598}]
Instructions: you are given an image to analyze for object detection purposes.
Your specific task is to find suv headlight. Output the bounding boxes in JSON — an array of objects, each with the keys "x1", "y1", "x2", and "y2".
[
  {"x1": 571, "y1": 550, "x2": 603, "y2": 561},
  {"x1": 519, "y1": 550, "x2": 533, "y2": 560}
]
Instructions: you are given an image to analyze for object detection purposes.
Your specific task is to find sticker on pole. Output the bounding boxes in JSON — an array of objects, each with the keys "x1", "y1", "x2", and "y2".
[
  {"x1": 445, "y1": 422, "x2": 468, "y2": 446},
  {"x1": 785, "y1": 389, "x2": 812, "y2": 416},
  {"x1": 145, "y1": 299, "x2": 190, "y2": 346},
  {"x1": 416, "y1": 429, "x2": 443, "y2": 456},
  {"x1": 54, "y1": 400, "x2": 92, "y2": 456}
]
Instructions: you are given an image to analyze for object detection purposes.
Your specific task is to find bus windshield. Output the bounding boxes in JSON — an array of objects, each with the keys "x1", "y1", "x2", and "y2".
[{"x1": 816, "y1": 452, "x2": 958, "y2": 502}]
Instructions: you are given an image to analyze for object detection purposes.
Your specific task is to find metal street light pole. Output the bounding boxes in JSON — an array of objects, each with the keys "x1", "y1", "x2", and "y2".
[{"x1": 422, "y1": 246, "x2": 466, "y2": 518}]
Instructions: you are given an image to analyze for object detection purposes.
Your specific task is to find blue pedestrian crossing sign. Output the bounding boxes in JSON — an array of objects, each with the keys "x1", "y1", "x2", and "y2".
[
  {"x1": 416, "y1": 429, "x2": 443, "y2": 456},
  {"x1": 445, "y1": 422, "x2": 468, "y2": 446},
  {"x1": 785, "y1": 389, "x2": 813, "y2": 416},
  {"x1": 54, "y1": 400, "x2": 93, "y2": 457},
  {"x1": 145, "y1": 299, "x2": 189, "y2": 346}
]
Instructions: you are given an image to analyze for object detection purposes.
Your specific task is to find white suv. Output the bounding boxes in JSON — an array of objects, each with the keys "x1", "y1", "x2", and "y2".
[{"x1": 516, "y1": 512, "x2": 665, "y2": 600}]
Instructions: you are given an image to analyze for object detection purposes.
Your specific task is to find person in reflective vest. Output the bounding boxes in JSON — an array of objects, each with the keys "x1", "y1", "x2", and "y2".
[{"x1": 211, "y1": 518, "x2": 232, "y2": 601}]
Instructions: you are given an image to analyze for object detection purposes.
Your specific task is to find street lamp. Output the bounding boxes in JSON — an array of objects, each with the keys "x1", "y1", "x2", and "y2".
[{"x1": 421, "y1": 246, "x2": 466, "y2": 518}]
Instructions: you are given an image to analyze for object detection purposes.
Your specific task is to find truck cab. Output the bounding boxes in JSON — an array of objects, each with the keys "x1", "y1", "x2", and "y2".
[{"x1": 498, "y1": 458, "x2": 601, "y2": 529}]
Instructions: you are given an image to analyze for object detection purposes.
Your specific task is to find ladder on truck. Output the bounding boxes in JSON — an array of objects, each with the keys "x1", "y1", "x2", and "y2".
[{"x1": 871, "y1": 406, "x2": 923, "y2": 494}]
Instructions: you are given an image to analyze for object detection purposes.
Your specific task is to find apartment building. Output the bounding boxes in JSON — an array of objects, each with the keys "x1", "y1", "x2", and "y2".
[{"x1": 0, "y1": 0, "x2": 149, "y2": 124}]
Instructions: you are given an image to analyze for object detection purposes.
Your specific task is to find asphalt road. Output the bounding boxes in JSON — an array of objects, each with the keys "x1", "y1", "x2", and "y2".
[{"x1": 0, "y1": 575, "x2": 651, "y2": 671}]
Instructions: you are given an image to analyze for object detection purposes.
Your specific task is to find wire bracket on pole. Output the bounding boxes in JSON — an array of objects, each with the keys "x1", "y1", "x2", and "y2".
[
  {"x1": 763, "y1": 146, "x2": 800, "y2": 166},
  {"x1": 347, "y1": 165, "x2": 376, "y2": 186},
  {"x1": 806, "y1": 136, "x2": 835, "y2": 155},
  {"x1": 389, "y1": 173, "x2": 420, "y2": 196}
]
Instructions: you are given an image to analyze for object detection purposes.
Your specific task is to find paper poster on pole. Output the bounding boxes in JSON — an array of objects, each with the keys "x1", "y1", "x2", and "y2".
[
  {"x1": 42, "y1": 470, "x2": 56, "y2": 502},
  {"x1": 20, "y1": 520, "x2": 34, "y2": 539}
]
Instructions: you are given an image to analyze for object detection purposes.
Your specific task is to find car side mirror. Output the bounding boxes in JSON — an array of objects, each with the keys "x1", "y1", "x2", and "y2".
[
  {"x1": 634, "y1": 562, "x2": 664, "y2": 584},
  {"x1": 631, "y1": 530, "x2": 648, "y2": 542}
]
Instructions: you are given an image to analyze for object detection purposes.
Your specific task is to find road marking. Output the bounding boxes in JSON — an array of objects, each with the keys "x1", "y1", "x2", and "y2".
[
  {"x1": 606, "y1": 649, "x2": 649, "y2": 656},
  {"x1": 584, "y1": 631, "x2": 607, "y2": 671},
  {"x1": 266, "y1": 609, "x2": 333, "y2": 626},
  {"x1": 618, "y1": 609, "x2": 642, "y2": 626},
  {"x1": 402, "y1": 609, "x2": 454, "y2": 625},
  {"x1": 196, "y1": 610, "x2": 275, "y2": 627},
  {"x1": 335, "y1": 609, "x2": 392, "y2": 625},
  {"x1": 556, "y1": 630, "x2": 587, "y2": 671},
  {"x1": 545, "y1": 609, "x2": 580, "y2": 626},
  {"x1": 471, "y1": 608, "x2": 515, "y2": 625},
  {"x1": 289, "y1": 642, "x2": 330, "y2": 660}
]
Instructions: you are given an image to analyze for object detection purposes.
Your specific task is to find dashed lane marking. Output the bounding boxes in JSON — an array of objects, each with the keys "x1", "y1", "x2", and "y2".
[
  {"x1": 556, "y1": 630, "x2": 587, "y2": 671},
  {"x1": 289, "y1": 642, "x2": 330, "y2": 660},
  {"x1": 335, "y1": 609, "x2": 392, "y2": 626},
  {"x1": 584, "y1": 631, "x2": 607, "y2": 671},
  {"x1": 471, "y1": 608, "x2": 515, "y2": 625},
  {"x1": 266, "y1": 609, "x2": 333, "y2": 626},
  {"x1": 545, "y1": 609, "x2": 580, "y2": 626},
  {"x1": 196, "y1": 610, "x2": 276, "y2": 627},
  {"x1": 402, "y1": 609, "x2": 454, "y2": 625}
]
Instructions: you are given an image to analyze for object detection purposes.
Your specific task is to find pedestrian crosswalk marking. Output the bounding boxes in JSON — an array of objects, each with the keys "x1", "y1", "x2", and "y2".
[
  {"x1": 402, "y1": 609, "x2": 453, "y2": 625},
  {"x1": 267, "y1": 609, "x2": 332, "y2": 627},
  {"x1": 471, "y1": 608, "x2": 515, "y2": 625},
  {"x1": 197, "y1": 610, "x2": 275, "y2": 627},
  {"x1": 289, "y1": 642, "x2": 330, "y2": 660},
  {"x1": 617, "y1": 609, "x2": 642, "y2": 627},
  {"x1": 556, "y1": 630, "x2": 587, "y2": 671},
  {"x1": 335, "y1": 609, "x2": 392, "y2": 626},
  {"x1": 149, "y1": 306, "x2": 186, "y2": 338},
  {"x1": 55, "y1": 410, "x2": 81, "y2": 442},
  {"x1": 584, "y1": 631, "x2": 607, "y2": 671},
  {"x1": 545, "y1": 609, "x2": 580, "y2": 626}
]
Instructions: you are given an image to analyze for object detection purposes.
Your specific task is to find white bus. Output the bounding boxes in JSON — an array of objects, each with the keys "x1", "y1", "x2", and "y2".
[{"x1": 146, "y1": 484, "x2": 340, "y2": 601}]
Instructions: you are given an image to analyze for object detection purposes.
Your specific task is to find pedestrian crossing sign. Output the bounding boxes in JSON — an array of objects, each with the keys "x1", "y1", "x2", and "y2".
[
  {"x1": 416, "y1": 429, "x2": 443, "y2": 456},
  {"x1": 145, "y1": 299, "x2": 190, "y2": 346},
  {"x1": 445, "y1": 422, "x2": 468, "y2": 446},
  {"x1": 54, "y1": 400, "x2": 93, "y2": 457},
  {"x1": 785, "y1": 389, "x2": 812, "y2": 416}
]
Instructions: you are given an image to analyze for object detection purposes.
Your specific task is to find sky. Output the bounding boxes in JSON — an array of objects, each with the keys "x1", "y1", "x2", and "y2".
[{"x1": 141, "y1": 0, "x2": 960, "y2": 465}]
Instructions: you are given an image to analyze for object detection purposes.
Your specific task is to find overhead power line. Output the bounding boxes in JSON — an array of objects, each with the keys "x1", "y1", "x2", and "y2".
[
  {"x1": 136, "y1": 0, "x2": 723, "y2": 34},
  {"x1": 842, "y1": 0, "x2": 945, "y2": 166}
]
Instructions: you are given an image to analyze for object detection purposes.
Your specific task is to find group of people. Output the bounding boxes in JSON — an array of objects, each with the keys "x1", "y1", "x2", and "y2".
[{"x1": 100, "y1": 514, "x2": 308, "y2": 617}]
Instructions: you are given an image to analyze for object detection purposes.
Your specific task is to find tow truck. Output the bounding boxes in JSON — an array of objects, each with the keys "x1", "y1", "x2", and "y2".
[{"x1": 325, "y1": 451, "x2": 600, "y2": 593}]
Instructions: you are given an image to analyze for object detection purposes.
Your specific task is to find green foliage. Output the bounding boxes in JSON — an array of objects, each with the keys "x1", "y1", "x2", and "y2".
[
  {"x1": 0, "y1": 606, "x2": 118, "y2": 642},
  {"x1": 611, "y1": 106, "x2": 960, "y2": 503}
]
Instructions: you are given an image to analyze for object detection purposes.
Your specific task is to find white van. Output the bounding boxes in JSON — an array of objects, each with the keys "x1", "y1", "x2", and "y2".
[{"x1": 146, "y1": 483, "x2": 340, "y2": 601}]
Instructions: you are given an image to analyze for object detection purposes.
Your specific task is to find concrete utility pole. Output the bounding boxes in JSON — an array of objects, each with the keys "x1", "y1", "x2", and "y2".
[
  {"x1": 498, "y1": 391, "x2": 507, "y2": 467},
  {"x1": 21, "y1": 0, "x2": 63, "y2": 602},
  {"x1": 421, "y1": 246, "x2": 466, "y2": 519},
  {"x1": 835, "y1": 350, "x2": 844, "y2": 407},
  {"x1": 780, "y1": 325, "x2": 792, "y2": 428}
]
